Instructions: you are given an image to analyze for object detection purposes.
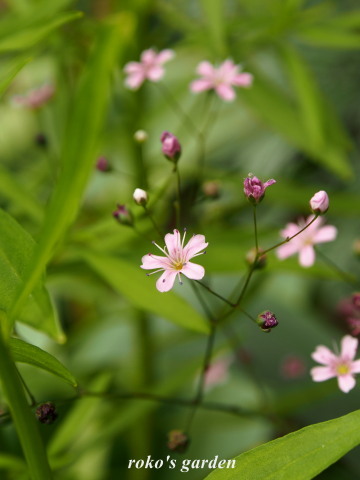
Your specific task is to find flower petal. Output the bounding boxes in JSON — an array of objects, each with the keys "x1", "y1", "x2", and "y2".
[
  {"x1": 124, "y1": 61, "x2": 142, "y2": 74},
  {"x1": 340, "y1": 335, "x2": 358, "y2": 361},
  {"x1": 299, "y1": 245, "x2": 315, "y2": 267},
  {"x1": 183, "y1": 234, "x2": 208, "y2": 260},
  {"x1": 313, "y1": 225, "x2": 338, "y2": 244},
  {"x1": 125, "y1": 73, "x2": 145, "y2": 90},
  {"x1": 156, "y1": 49, "x2": 175, "y2": 64},
  {"x1": 181, "y1": 261, "x2": 205, "y2": 280},
  {"x1": 147, "y1": 65, "x2": 164, "y2": 82},
  {"x1": 190, "y1": 79, "x2": 213, "y2": 93},
  {"x1": 338, "y1": 374, "x2": 356, "y2": 393},
  {"x1": 276, "y1": 242, "x2": 300, "y2": 260},
  {"x1": 311, "y1": 345, "x2": 338, "y2": 365},
  {"x1": 350, "y1": 359, "x2": 360, "y2": 373},
  {"x1": 310, "y1": 366, "x2": 336, "y2": 382},
  {"x1": 233, "y1": 72, "x2": 253, "y2": 87},
  {"x1": 164, "y1": 229, "x2": 181, "y2": 258},
  {"x1": 141, "y1": 253, "x2": 170, "y2": 270},
  {"x1": 196, "y1": 61, "x2": 215, "y2": 77},
  {"x1": 156, "y1": 270, "x2": 177, "y2": 292},
  {"x1": 215, "y1": 84, "x2": 236, "y2": 101},
  {"x1": 140, "y1": 48, "x2": 156, "y2": 64}
]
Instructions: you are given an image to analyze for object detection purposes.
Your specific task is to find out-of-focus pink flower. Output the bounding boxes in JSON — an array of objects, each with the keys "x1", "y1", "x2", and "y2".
[
  {"x1": 190, "y1": 60, "x2": 253, "y2": 101},
  {"x1": 243, "y1": 175, "x2": 276, "y2": 205},
  {"x1": 276, "y1": 215, "x2": 337, "y2": 268},
  {"x1": 161, "y1": 131, "x2": 181, "y2": 161},
  {"x1": 337, "y1": 293, "x2": 360, "y2": 336},
  {"x1": 141, "y1": 229, "x2": 208, "y2": 292},
  {"x1": 124, "y1": 48, "x2": 175, "y2": 90},
  {"x1": 310, "y1": 335, "x2": 360, "y2": 393},
  {"x1": 310, "y1": 190, "x2": 329, "y2": 215},
  {"x1": 281, "y1": 355, "x2": 306, "y2": 379},
  {"x1": 204, "y1": 356, "x2": 232, "y2": 390},
  {"x1": 14, "y1": 84, "x2": 54, "y2": 109}
]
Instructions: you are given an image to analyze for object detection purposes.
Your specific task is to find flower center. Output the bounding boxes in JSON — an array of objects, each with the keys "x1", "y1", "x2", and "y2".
[
  {"x1": 172, "y1": 260, "x2": 184, "y2": 271},
  {"x1": 336, "y1": 363, "x2": 350, "y2": 375}
]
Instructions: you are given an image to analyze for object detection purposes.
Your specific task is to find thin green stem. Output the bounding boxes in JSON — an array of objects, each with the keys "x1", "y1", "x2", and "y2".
[
  {"x1": 173, "y1": 164, "x2": 182, "y2": 228},
  {"x1": 0, "y1": 326, "x2": 53, "y2": 480},
  {"x1": 253, "y1": 206, "x2": 259, "y2": 253},
  {"x1": 262, "y1": 214, "x2": 319, "y2": 256},
  {"x1": 142, "y1": 205, "x2": 163, "y2": 240},
  {"x1": 196, "y1": 280, "x2": 235, "y2": 307}
]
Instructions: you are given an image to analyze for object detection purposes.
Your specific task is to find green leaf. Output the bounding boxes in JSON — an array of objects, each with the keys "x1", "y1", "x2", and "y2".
[
  {"x1": 8, "y1": 14, "x2": 135, "y2": 328},
  {"x1": 204, "y1": 409, "x2": 360, "y2": 480},
  {"x1": 9, "y1": 338, "x2": 77, "y2": 387},
  {"x1": 297, "y1": 27, "x2": 360, "y2": 49},
  {"x1": 0, "y1": 11, "x2": 83, "y2": 52},
  {"x1": 0, "y1": 208, "x2": 63, "y2": 341},
  {"x1": 0, "y1": 56, "x2": 31, "y2": 98},
  {"x1": 80, "y1": 250, "x2": 210, "y2": 334}
]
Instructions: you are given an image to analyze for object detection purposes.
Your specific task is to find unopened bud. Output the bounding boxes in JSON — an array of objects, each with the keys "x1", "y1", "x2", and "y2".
[
  {"x1": 243, "y1": 174, "x2": 276, "y2": 205},
  {"x1": 113, "y1": 204, "x2": 133, "y2": 226},
  {"x1": 310, "y1": 190, "x2": 329, "y2": 215},
  {"x1": 167, "y1": 430, "x2": 190, "y2": 453},
  {"x1": 133, "y1": 188, "x2": 148, "y2": 206},
  {"x1": 202, "y1": 180, "x2": 220, "y2": 199},
  {"x1": 35, "y1": 402, "x2": 58, "y2": 424},
  {"x1": 96, "y1": 156, "x2": 111, "y2": 172},
  {"x1": 134, "y1": 130, "x2": 148, "y2": 143},
  {"x1": 257, "y1": 310, "x2": 278, "y2": 332},
  {"x1": 161, "y1": 131, "x2": 181, "y2": 163},
  {"x1": 245, "y1": 248, "x2": 267, "y2": 269}
]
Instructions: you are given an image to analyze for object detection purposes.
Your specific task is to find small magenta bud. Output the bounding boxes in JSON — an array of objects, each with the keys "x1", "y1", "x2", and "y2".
[
  {"x1": 202, "y1": 180, "x2": 220, "y2": 199},
  {"x1": 133, "y1": 188, "x2": 148, "y2": 206},
  {"x1": 245, "y1": 248, "x2": 267, "y2": 269},
  {"x1": 113, "y1": 204, "x2": 133, "y2": 226},
  {"x1": 352, "y1": 293, "x2": 360, "y2": 309},
  {"x1": 310, "y1": 190, "x2": 329, "y2": 215},
  {"x1": 35, "y1": 133, "x2": 47, "y2": 148},
  {"x1": 96, "y1": 156, "x2": 111, "y2": 172},
  {"x1": 167, "y1": 430, "x2": 190, "y2": 453},
  {"x1": 257, "y1": 310, "x2": 278, "y2": 332},
  {"x1": 161, "y1": 131, "x2": 181, "y2": 162},
  {"x1": 243, "y1": 174, "x2": 276, "y2": 205},
  {"x1": 134, "y1": 129, "x2": 148, "y2": 143},
  {"x1": 35, "y1": 402, "x2": 58, "y2": 424}
]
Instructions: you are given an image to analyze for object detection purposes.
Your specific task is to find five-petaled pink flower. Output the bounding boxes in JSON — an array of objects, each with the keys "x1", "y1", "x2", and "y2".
[
  {"x1": 141, "y1": 229, "x2": 208, "y2": 292},
  {"x1": 310, "y1": 335, "x2": 360, "y2": 393},
  {"x1": 124, "y1": 48, "x2": 175, "y2": 90},
  {"x1": 190, "y1": 60, "x2": 253, "y2": 101},
  {"x1": 276, "y1": 215, "x2": 337, "y2": 268}
]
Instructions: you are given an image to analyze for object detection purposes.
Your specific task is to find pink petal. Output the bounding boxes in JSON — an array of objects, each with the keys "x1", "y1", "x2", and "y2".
[
  {"x1": 181, "y1": 262, "x2": 205, "y2": 280},
  {"x1": 164, "y1": 229, "x2": 181, "y2": 258},
  {"x1": 147, "y1": 65, "x2": 164, "y2": 82},
  {"x1": 276, "y1": 242, "x2": 300, "y2": 260},
  {"x1": 280, "y1": 223, "x2": 299, "y2": 239},
  {"x1": 311, "y1": 345, "x2": 338, "y2": 365},
  {"x1": 140, "y1": 48, "x2": 156, "y2": 64},
  {"x1": 350, "y1": 359, "x2": 360, "y2": 373},
  {"x1": 215, "y1": 84, "x2": 236, "y2": 101},
  {"x1": 141, "y1": 253, "x2": 170, "y2": 270},
  {"x1": 196, "y1": 61, "x2": 215, "y2": 77},
  {"x1": 310, "y1": 366, "x2": 336, "y2": 382},
  {"x1": 233, "y1": 72, "x2": 253, "y2": 87},
  {"x1": 218, "y1": 59, "x2": 237, "y2": 77},
  {"x1": 124, "y1": 61, "x2": 142, "y2": 74},
  {"x1": 156, "y1": 49, "x2": 175, "y2": 64},
  {"x1": 190, "y1": 79, "x2": 213, "y2": 93},
  {"x1": 340, "y1": 335, "x2": 358, "y2": 361},
  {"x1": 125, "y1": 72, "x2": 145, "y2": 90},
  {"x1": 156, "y1": 270, "x2": 177, "y2": 292},
  {"x1": 183, "y1": 234, "x2": 208, "y2": 260},
  {"x1": 264, "y1": 179, "x2": 276, "y2": 188},
  {"x1": 313, "y1": 225, "x2": 337, "y2": 244},
  {"x1": 299, "y1": 245, "x2": 315, "y2": 267},
  {"x1": 338, "y1": 374, "x2": 356, "y2": 393}
]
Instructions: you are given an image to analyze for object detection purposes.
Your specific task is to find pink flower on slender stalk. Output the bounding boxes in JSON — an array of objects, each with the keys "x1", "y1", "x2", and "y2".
[
  {"x1": 14, "y1": 84, "x2": 54, "y2": 109},
  {"x1": 276, "y1": 215, "x2": 337, "y2": 268},
  {"x1": 124, "y1": 48, "x2": 175, "y2": 90},
  {"x1": 310, "y1": 335, "x2": 360, "y2": 393},
  {"x1": 141, "y1": 229, "x2": 208, "y2": 292},
  {"x1": 243, "y1": 175, "x2": 276, "y2": 205},
  {"x1": 190, "y1": 60, "x2": 253, "y2": 101}
]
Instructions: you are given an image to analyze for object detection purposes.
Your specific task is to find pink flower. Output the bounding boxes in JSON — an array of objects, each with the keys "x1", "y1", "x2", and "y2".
[
  {"x1": 243, "y1": 175, "x2": 276, "y2": 204},
  {"x1": 161, "y1": 131, "x2": 181, "y2": 161},
  {"x1": 310, "y1": 335, "x2": 360, "y2": 393},
  {"x1": 310, "y1": 190, "x2": 329, "y2": 215},
  {"x1": 124, "y1": 48, "x2": 175, "y2": 90},
  {"x1": 190, "y1": 59, "x2": 253, "y2": 101},
  {"x1": 276, "y1": 215, "x2": 337, "y2": 268},
  {"x1": 203, "y1": 356, "x2": 232, "y2": 391},
  {"x1": 281, "y1": 355, "x2": 306, "y2": 379},
  {"x1": 14, "y1": 84, "x2": 54, "y2": 109},
  {"x1": 141, "y1": 229, "x2": 208, "y2": 292}
]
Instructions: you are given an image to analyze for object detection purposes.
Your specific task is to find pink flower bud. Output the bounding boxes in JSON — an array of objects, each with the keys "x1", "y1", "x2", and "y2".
[
  {"x1": 160, "y1": 131, "x2": 181, "y2": 162},
  {"x1": 310, "y1": 190, "x2": 329, "y2": 214},
  {"x1": 257, "y1": 311, "x2": 278, "y2": 332},
  {"x1": 96, "y1": 156, "x2": 110, "y2": 172},
  {"x1": 113, "y1": 204, "x2": 133, "y2": 226},
  {"x1": 243, "y1": 175, "x2": 276, "y2": 205},
  {"x1": 133, "y1": 188, "x2": 148, "y2": 205}
]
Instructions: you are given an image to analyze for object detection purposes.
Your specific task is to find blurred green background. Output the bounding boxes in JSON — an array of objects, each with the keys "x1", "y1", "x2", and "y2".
[{"x1": 1, "y1": 0, "x2": 360, "y2": 478}]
